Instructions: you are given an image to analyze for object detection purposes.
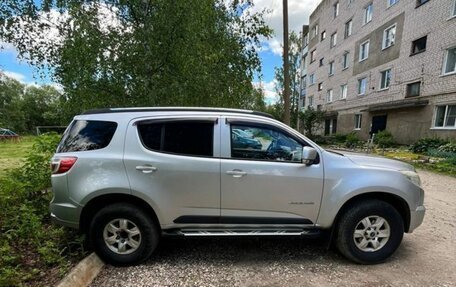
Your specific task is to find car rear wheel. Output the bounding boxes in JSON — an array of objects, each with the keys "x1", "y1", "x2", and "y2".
[
  {"x1": 89, "y1": 203, "x2": 159, "y2": 266},
  {"x1": 336, "y1": 199, "x2": 404, "y2": 264}
]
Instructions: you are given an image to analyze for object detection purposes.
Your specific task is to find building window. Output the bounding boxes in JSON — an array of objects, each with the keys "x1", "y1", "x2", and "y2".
[
  {"x1": 318, "y1": 82, "x2": 323, "y2": 91},
  {"x1": 380, "y1": 69, "x2": 392, "y2": 90},
  {"x1": 382, "y1": 24, "x2": 396, "y2": 49},
  {"x1": 411, "y1": 36, "x2": 427, "y2": 55},
  {"x1": 311, "y1": 25, "x2": 319, "y2": 39},
  {"x1": 443, "y1": 47, "x2": 456, "y2": 75},
  {"x1": 334, "y1": 2, "x2": 340, "y2": 18},
  {"x1": 330, "y1": 32, "x2": 337, "y2": 48},
  {"x1": 453, "y1": 0, "x2": 456, "y2": 17},
  {"x1": 358, "y1": 77, "x2": 367, "y2": 95},
  {"x1": 388, "y1": 0, "x2": 399, "y2": 7},
  {"x1": 326, "y1": 89, "x2": 334, "y2": 103},
  {"x1": 310, "y1": 49, "x2": 316, "y2": 62},
  {"x1": 434, "y1": 105, "x2": 456, "y2": 128},
  {"x1": 343, "y1": 52, "x2": 350, "y2": 69},
  {"x1": 340, "y1": 84, "x2": 348, "y2": 99},
  {"x1": 363, "y1": 3, "x2": 373, "y2": 25},
  {"x1": 319, "y1": 58, "x2": 324, "y2": 66},
  {"x1": 345, "y1": 19, "x2": 353, "y2": 38},
  {"x1": 321, "y1": 30, "x2": 326, "y2": 41},
  {"x1": 406, "y1": 82, "x2": 421, "y2": 97},
  {"x1": 329, "y1": 61, "x2": 335, "y2": 75},
  {"x1": 309, "y1": 74, "x2": 315, "y2": 85},
  {"x1": 354, "y1": 114, "x2": 362, "y2": 130},
  {"x1": 359, "y1": 40, "x2": 370, "y2": 62},
  {"x1": 416, "y1": 0, "x2": 430, "y2": 8},
  {"x1": 308, "y1": 95, "x2": 314, "y2": 107}
]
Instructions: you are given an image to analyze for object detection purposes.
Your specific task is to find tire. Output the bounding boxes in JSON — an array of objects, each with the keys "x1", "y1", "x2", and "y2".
[
  {"x1": 336, "y1": 199, "x2": 404, "y2": 264},
  {"x1": 89, "y1": 203, "x2": 159, "y2": 266}
]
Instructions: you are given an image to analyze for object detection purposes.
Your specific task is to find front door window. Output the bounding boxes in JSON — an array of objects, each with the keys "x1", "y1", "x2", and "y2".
[{"x1": 230, "y1": 124, "x2": 303, "y2": 163}]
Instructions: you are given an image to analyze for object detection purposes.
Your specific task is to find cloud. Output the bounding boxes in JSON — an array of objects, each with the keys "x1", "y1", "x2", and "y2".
[
  {"x1": 252, "y1": 0, "x2": 320, "y2": 55},
  {"x1": 2, "y1": 71, "x2": 27, "y2": 82},
  {"x1": 253, "y1": 80, "x2": 279, "y2": 104}
]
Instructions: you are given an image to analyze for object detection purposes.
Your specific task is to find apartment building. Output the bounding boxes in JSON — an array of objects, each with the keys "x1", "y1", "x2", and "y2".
[
  {"x1": 298, "y1": 25, "x2": 310, "y2": 111},
  {"x1": 303, "y1": 0, "x2": 456, "y2": 144}
]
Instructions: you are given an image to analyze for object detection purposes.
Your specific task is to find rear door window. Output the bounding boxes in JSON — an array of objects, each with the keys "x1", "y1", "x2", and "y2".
[
  {"x1": 138, "y1": 121, "x2": 214, "y2": 157},
  {"x1": 57, "y1": 120, "x2": 117, "y2": 152}
]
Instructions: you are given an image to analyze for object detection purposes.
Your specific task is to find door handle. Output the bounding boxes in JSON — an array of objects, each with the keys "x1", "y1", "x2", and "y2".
[
  {"x1": 226, "y1": 170, "x2": 247, "y2": 178},
  {"x1": 136, "y1": 165, "x2": 158, "y2": 174}
]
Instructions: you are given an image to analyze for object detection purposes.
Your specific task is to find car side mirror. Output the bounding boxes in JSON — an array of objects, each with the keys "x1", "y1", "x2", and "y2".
[{"x1": 302, "y1": 146, "x2": 318, "y2": 165}]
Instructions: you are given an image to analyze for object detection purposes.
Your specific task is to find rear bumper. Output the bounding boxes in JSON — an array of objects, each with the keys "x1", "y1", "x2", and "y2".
[
  {"x1": 408, "y1": 205, "x2": 425, "y2": 233},
  {"x1": 51, "y1": 212, "x2": 79, "y2": 229},
  {"x1": 49, "y1": 199, "x2": 80, "y2": 229}
]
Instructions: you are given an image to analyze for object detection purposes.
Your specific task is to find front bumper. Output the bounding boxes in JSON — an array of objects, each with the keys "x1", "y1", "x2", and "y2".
[{"x1": 408, "y1": 205, "x2": 425, "y2": 233}]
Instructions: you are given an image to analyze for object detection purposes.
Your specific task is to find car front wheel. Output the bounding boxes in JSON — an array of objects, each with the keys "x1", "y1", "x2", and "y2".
[{"x1": 336, "y1": 199, "x2": 404, "y2": 264}]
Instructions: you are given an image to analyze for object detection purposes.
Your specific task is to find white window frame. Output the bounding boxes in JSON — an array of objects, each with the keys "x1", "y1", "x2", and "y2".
[
  {"x1": 363, "y1": 3, "x2": 373, "y2": 25},
  {"x1": 308, "y1": 95, "x2": 314, "y2": 107},
  {"x1": 318, "y1": 82, "x2": 323, "y2": 91},
  {"x1": 379, "y1": 69, "x2": 392, "y2": 90},
  {"x1": 354, "y1": 114, "x2": 362, "y2": 130},
  {"x1": 340, "y1": 84, "x2": 348, "y2": 99},
  {"x1": 343, "y1": 52, "x2": 350, "y2": 69},
  {"x1": 329, "y1": 61, "x2": 335, "y2": 76},
  {"x1": 382, "y1": 24, "x2": 397, "y2": 50},
  {"x1": 326, "y1": 89, "x2": 334, "y2": 103},
  {"x1": 433, "y1": 105, "x2": 456, "y2": 129},
  {"x1": 309, "y1": 74, "x2": 315, "y2": 85},
  {"x1": 358, "y1": 77, "x2": 367, "y2": 95},
  {"x1": 310, "y1": 49, "x2": 316, "y2": 62},
  {"x1": 359, "y1": 40, "x2": 370, "y2": 62},
  {"x1": 330, "y1": 32, "x2": 337, "y2": 48},
  {"x1": 388, "y1": 0, "x2": 399, "y2": 7},
  {"x1": 334, "y1": 2, "x2": 340, "y2": 18},
  {"x1": 442, "y1": 47, "x2": 456, "y2": 75},
  {"x1": 345, "y1": 19, "x2": 353, "y2": 38}
]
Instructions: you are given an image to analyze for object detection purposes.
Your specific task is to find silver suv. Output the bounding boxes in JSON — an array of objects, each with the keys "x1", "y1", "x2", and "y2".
[{"x1": 50, "y1": 108, "x2": 425, "y2": 265}]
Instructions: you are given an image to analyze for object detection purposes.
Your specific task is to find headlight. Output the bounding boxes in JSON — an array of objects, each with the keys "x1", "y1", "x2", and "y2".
[{"x1": 400, "y1": 170, "x2": 421, "y2": 187}]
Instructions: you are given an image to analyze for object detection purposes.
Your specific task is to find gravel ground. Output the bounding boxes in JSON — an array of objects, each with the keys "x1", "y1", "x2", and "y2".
[{"x1": 91, "y1": 170, "x2": 456, "y2": 287}]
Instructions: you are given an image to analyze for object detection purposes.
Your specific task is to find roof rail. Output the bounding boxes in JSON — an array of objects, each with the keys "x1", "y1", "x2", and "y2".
[{"x1": 82, "y1": 107, "x2": 274, "y2": 119}]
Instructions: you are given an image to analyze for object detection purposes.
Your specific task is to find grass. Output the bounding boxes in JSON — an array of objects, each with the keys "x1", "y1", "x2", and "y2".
[{"x1": 0, "y1": 136, "x2": 35, "y2": 178}]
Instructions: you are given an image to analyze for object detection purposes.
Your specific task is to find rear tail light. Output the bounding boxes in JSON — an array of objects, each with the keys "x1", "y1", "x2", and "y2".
[{"x1": 51, "y1": 157, "x2": 78, "y2": 174}]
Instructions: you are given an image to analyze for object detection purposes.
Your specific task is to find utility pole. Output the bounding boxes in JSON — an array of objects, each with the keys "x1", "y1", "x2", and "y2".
[{"x1": 282, "y1": 0, "x2": 290, "y2": 126}]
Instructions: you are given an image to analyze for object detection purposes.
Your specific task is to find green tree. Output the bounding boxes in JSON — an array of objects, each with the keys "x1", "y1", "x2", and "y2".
[
  {"x1": 1, "y1": 0, "x2": 272, "y2": 119},
  {"x1": 273, "y1": 31, "x2": 302, "y2": 128},
  {"x1": 0, "y1": 73, "x2": 64, "y2": 133},
  {"x1": 299, "y1": 107, "x2": 325, "y2": 139},
  {"x1": 0, "y1": 74, "x2": 26, "y2": 132}
]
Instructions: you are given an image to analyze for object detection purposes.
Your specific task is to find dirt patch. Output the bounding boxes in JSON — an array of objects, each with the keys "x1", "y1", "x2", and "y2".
[{"x1": 90, "y1": 170, "x2": 456, "y2": 287}]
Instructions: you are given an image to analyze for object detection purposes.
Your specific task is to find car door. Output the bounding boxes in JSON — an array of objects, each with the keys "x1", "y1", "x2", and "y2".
[
  {"x1": 124, "y1": 115, "x2": 221, "y2": 226},
  {"x1": 220, "y1": 116, "x2": 324, "y2": 225}
]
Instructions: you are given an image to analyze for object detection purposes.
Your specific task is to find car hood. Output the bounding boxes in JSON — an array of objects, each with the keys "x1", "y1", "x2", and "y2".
[{"x1": 340, "y1": 152, "x2": 414, "y2": 172}]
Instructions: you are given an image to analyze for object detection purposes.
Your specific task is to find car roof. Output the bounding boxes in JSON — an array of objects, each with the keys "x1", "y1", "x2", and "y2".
[{"x1": 81, "y1": 107, "x2": 273, "y2": 119}]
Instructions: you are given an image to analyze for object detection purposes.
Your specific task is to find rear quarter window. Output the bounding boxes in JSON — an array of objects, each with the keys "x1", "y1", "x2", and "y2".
[{"x1": 57, "y1": 120, "x2": 117, "y2": 152}]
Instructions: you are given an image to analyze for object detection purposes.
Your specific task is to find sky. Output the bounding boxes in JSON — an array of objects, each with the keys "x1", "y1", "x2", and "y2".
[{"x1": 0, "y1": 0, "x2": 321, "y2": 103}]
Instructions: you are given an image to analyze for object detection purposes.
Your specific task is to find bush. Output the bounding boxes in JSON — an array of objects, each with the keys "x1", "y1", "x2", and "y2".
[
  {"x1": 345, "y1": 132, "x2": 361, "y2": 149},
  {"x1": 375, "y1": 130, "x2": 396, "y2": 148},
  {"x1": 410, "y1": 138, "x2": 449, "y2": 154},
  {"x1": 333, "y1": 133, "x2": 348, "y2": 144},
  {"x1": 0, "y1": 134, "x2": 85, "y2": 286},
  {"x1": 438, "y1": 142, "x2": 456, "y2": 153}
]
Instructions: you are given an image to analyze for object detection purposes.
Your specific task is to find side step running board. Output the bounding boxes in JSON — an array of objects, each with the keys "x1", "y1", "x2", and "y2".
[{"x1": 163, "y1": 229, "x2": 321, "y2": 237}]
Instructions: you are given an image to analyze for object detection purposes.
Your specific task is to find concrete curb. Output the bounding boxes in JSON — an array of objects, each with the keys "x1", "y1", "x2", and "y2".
[{"x1": 56, "y1": 253, "x2": 104, "y2": 287}]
